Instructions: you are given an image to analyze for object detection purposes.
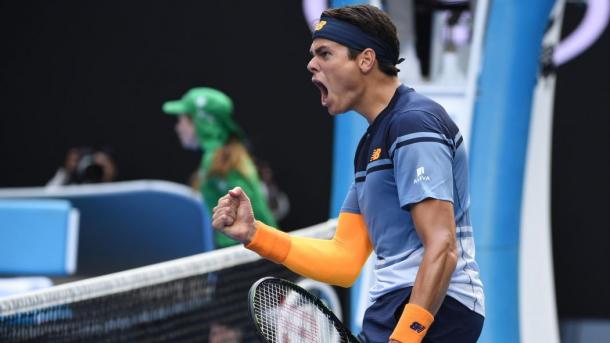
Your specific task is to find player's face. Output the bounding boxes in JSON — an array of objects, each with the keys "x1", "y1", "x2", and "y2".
[
  {"x1": 308, "y1": 39, "x2": 363, "y2": 115},
  {"x1": 175, "y1": 115, "x2": 199, "y2": 150}
]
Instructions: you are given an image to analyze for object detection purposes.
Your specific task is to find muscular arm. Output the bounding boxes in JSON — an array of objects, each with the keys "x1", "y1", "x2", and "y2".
[
  {"x1": 390, "y1": 198, "x2": 457, "y2": 342},
  {"x1": 409, "y1": 198, "x2": 458, "y2": 312},
  {"x1": 246, "y1": 212, "x2": 373, "y2": 287}
]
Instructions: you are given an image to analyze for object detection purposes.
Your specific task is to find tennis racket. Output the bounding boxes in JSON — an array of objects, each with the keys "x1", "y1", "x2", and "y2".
[{"x1": 248, "y1": 277, "x2": 360, "y2": 343}]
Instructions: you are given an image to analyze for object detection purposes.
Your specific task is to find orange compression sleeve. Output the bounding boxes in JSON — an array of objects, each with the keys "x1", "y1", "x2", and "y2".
[
  {"x1": 245, "y1": 212, "x2": 372, "y2": 287},
  {"x1": 245, "y1": 221, "x2": 292, "y2": 263}
]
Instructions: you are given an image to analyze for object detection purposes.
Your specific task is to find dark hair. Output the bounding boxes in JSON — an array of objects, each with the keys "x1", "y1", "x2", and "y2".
[{"x1": 322, "y1": 5, "x2": 401, "y2": 76}]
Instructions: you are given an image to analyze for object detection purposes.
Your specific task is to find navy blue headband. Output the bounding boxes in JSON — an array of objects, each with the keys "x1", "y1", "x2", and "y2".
[{"x1": 312, "y1": 16, "x2": 403, "y2": 66}]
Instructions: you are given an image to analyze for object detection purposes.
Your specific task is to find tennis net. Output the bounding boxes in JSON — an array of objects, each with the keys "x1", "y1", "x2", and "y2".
[{"x1": 0, "y1": 219, "x2": 338, "y2": 342}]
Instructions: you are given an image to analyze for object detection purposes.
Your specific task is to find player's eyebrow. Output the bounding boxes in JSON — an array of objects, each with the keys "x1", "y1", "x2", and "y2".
[{"x1": 310, "y1": 45, "x2": 330, "y2": 56}]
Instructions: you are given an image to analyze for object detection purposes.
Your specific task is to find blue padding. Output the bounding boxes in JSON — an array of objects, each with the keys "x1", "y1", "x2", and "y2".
[
  {"x1": 61, "y1": 190, "x2": 210, "y2": 275},
  {"x1": 469, "y1": 0, "x2": 555, "y2": 342},
  {"x1": 476, "y1": 248, "x2": 519, "y2": 341},
  {"x1": 332, "y1": 0, "x2": 363, "y2": 8},
  {"x1": 0, "y1": 181, "x2": 212, "y2": 275},
  {"x1": 330, "y1": 113, "x2": 368, "y2": 217},
  {"x1": 0, "y1": 200, "x2": 74, "y2": 275}
]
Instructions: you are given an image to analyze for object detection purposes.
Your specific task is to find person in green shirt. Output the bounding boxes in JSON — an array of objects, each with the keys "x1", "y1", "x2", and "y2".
[{"x1": 163, "y1": 87, "x2": 277, "y2": 248}]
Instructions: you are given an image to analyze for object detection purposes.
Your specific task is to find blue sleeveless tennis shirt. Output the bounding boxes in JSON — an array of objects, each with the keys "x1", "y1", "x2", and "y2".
[{"x1": 341, "y1": 84, "x2": 485, "y2": 316}]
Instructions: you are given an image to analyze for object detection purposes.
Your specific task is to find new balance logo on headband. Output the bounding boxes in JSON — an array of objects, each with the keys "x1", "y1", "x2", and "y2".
[{"x1": 315, "y1": 20, "x2": 327, "y2": 31}]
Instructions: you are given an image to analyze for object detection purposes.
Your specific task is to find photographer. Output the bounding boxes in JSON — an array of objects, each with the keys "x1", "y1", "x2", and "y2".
[{"x1": 47, "y1": 147, "x2": 117, "y2": 186}]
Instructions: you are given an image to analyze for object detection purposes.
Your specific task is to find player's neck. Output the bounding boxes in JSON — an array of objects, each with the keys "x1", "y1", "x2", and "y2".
[{"x1": 354, "y1": 76, "x2": 401, "y2": 124}]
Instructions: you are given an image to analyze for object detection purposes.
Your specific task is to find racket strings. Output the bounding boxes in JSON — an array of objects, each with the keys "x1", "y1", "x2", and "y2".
[{"x1": 253, "y1": 281, "x2": 350, "y2": 343}]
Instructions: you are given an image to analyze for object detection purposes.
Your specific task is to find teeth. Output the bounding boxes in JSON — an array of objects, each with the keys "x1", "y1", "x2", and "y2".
[{"x1": 312, "y1": 79, "x2": 328, "y2": 106}]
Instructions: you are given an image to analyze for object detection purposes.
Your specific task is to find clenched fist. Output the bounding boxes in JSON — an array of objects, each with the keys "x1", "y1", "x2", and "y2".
[{"x1": 212, "y1": 187, "x2": 257, "y2": 244}]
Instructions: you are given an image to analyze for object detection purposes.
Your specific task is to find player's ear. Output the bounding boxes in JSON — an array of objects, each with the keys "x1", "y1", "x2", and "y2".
[{"x1": 358, "y1": 48, "x2": 376, "y2": 73}]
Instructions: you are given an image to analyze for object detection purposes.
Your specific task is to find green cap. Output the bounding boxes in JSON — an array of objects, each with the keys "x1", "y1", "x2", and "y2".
[
  {"x1": 163, "y1": 87, "x2": 233, "y2": 119},
  {"x1": 163, "y1": 87, "x2": 244, "y2": 141}
]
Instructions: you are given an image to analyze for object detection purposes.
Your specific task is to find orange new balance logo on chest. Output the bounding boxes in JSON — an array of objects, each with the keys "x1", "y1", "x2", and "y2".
[{"x1": 370, "y1": 148, "x2": 381, "y2": 162}]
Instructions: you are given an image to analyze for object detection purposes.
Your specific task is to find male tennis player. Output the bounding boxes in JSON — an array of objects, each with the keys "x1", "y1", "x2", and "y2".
[{"x1": 212, "y1": 4, "x2": 484, "y2": 343}]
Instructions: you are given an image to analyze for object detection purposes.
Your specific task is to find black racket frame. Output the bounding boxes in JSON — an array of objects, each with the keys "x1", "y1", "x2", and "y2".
[{"x1": 248, "y1": 276, "x2": 360, "y2": 343}]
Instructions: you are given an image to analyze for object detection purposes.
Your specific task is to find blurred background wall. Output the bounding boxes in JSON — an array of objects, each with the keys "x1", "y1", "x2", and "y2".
[{"x1": 0, "y1": 0, "x2": 333, "y2": 230}]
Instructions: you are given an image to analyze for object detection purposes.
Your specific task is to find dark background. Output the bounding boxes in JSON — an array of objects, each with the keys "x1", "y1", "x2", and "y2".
[
  {"x1": 0, "y1": 0, "x2": 333, "y2": 230},
  {"x1": 0, "y1": 0, "x2": 608, "y2": 320},
  {"x1": 552, "y1": 3, "x2": 610, "y2": 319}
]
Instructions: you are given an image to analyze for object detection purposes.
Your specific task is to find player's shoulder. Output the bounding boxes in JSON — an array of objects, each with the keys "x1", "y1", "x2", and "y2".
[{"x1": 388, "y1": 91, "x2": 457, "y2": 139}]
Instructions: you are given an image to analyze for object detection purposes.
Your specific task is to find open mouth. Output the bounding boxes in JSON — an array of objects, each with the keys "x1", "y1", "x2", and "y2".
[{"x1": 312, "y1": 79, "x2": 329, "y2": 106}]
